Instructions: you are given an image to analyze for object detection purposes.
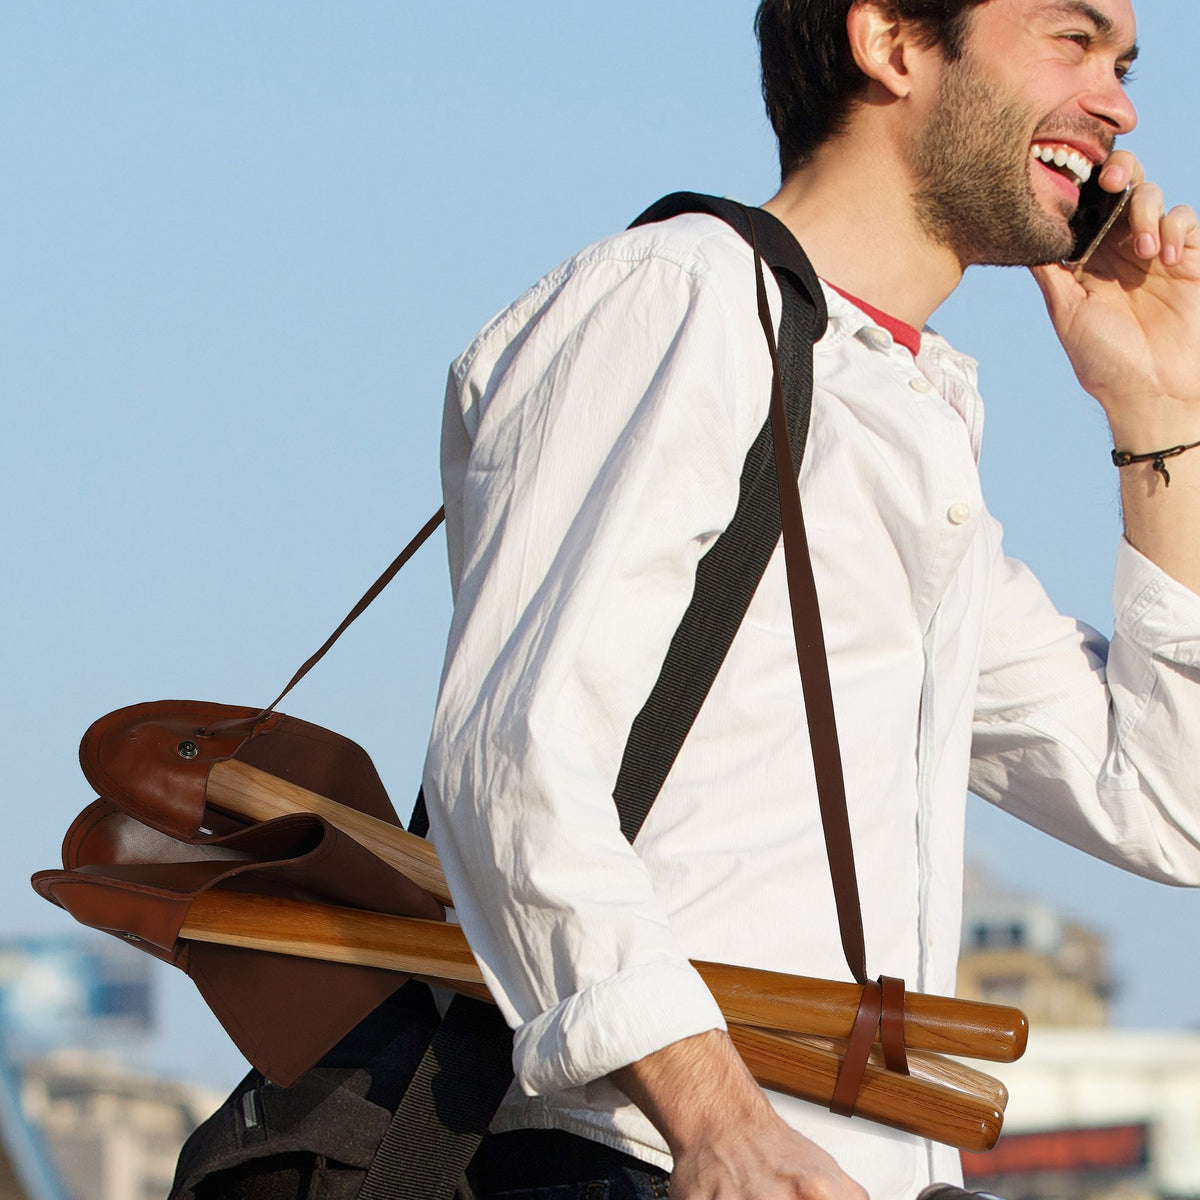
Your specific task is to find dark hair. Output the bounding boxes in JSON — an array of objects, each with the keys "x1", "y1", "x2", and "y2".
[{"x1": 755, "y1": 0, "x2": 990, "y2": 176}]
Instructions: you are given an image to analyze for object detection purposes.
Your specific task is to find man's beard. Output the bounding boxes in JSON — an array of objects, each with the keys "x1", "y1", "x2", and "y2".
[{"x1": 909, "y1": 55, "x2": 1078, "y2": 267}]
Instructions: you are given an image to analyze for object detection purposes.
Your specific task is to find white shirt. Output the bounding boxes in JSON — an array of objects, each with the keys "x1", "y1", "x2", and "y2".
[{"x1": 421, "y1": 212, "x2": 1200, "y2": 1195}]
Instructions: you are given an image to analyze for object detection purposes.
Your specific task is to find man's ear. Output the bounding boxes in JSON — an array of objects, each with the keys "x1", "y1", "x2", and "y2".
[{"x1": 846, "y1": 1, "x2": 928, "y2": 101}]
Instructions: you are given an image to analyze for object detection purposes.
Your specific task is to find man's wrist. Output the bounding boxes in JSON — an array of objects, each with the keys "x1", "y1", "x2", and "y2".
[
  {"x1": 611, "y1": 1028, "x2": 776, "y2": 1156},
  {"x1": 1102, "y1": 393, "x2": 1200, "y2": 454},
  {"x1": 1111, "y1": 408, "x2": 1200, "y2": 596}
]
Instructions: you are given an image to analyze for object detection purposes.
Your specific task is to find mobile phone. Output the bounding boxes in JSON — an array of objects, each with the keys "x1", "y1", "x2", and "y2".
[{"x1": 1064, "y1": 174, "x2": 1134, "y2": 270}]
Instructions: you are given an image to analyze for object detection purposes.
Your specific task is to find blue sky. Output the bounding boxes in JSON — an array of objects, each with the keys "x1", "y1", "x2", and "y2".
[{"x1": 4, "y1": 2, "x2": 1200, "y2": 1088}]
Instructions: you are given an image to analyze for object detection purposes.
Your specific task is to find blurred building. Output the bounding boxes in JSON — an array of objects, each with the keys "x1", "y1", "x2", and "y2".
[
  {"x1": 0, "y1": 937, "x2": 153, "y2": 1064},
  {"x1": 0, "y1": 934, "x2": 220, "y2": 1200},
  {"x1": 958, "y1": 866, "x2": 1200, "y2": 1200},
  {"x1": 20, "y1": 1052, "x2": 220, "y2": 1200},
  {"x1": 0, "y1": 1048, "x2": 68, "y2": 1200},
  {"x1": 957, "y1": 865, "x2": 1116, "y2": 1027},
  {"x1": 962, "y1": 1029, "x2": 1200, "y2": 1200}
]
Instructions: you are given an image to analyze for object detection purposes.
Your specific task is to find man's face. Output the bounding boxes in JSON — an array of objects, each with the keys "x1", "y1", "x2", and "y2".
[{"x1": 908, "y1": 0, "x2": 1139, "y2": 267}]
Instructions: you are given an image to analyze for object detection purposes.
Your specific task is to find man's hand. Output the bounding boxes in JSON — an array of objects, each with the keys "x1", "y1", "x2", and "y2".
[
  {"x1": 612, "y1": 1030, "x2": 868, "y2": 1200},
  {"x1": 1031, "y1": 150, "x2": 1200, "y2": 447},
  {"x1": 1031, "y1": 150, "x2": 1200, "y2": 594}
]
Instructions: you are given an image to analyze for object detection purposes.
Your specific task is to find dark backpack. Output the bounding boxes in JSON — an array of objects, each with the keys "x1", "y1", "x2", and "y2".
[{"x1": 174, "y1": 985, "x2": 440, "y2": 1200}]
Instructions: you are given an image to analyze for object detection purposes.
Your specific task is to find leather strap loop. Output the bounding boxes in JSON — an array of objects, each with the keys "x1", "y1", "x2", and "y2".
[
  {"x1": 878, "y1": 974, "x2": 909, "y2": 1076},
  {"x1": 828, "y1": 975, "x2": 910, "y2": 1116},
  {"x1": 830, "y1": 980, "x2": 883, "y2": 1116}
]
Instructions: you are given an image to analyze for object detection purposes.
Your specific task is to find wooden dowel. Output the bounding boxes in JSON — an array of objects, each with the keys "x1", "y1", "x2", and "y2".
[
  {"x1": 180, "y1": 891, "x2": 1002, "y2": 1152},
  {"x1": 204, "y1": 761, "x2": 1028, "y2": 1062},
  {"x1": 412, "y1": 975, "x2": 494, "y2": 1004},
  {"x1": 409, "y1": 969, "x2": 1006, "y2": 1112},
  {"x1": 726, "y1": 1026, "x2": 1001, "y2": 1153},
  {"x1": 182, "y1": 887, "x2": 1024, "y2": 1065},
  {"x1": 411, "y1": 977, "x2": 1004, "y2": 1151},
  {"x1": 184, "y1": 889, "x2": 479, "y2": 980},
  {"x1": 206, "y1": 761, "x2": 1028, "y2": 1062},
  {"x1": 207, "y1": 759, "x2": 452, "y2": 907},
  {"x1": 692, "y1": 959, "x2": 1026, "y2": 1063},
  {"x1": 773, "y1": 1032, "x2": 1008, "y2": 1112}
]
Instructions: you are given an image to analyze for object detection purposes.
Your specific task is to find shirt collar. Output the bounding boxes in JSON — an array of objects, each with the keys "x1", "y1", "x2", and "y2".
[
  {"x1": 818, "y1": 284, "x2": 977, "y2": 373},
  {"x1": 818, "y1": 284, "x2": 985, "y2": 460}
]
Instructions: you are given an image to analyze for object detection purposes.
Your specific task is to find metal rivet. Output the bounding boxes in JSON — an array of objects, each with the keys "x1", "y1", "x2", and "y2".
[{"x1": 177, "y1": 740, "x2": 200, "y2": 760}]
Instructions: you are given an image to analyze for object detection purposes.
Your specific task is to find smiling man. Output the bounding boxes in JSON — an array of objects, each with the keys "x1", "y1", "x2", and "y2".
[{"x1": 422, "y1": 2, "x2": 1200, "y2": 1198}]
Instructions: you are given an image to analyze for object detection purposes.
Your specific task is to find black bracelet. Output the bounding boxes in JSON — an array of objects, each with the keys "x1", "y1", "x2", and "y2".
[{"x1": 1111, "y1": 438, "x2": 1200, "y2": 488}]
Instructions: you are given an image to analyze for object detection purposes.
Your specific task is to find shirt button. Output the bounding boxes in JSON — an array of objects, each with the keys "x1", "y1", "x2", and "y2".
[
  {"x1": 909, "y1": 377, "x2": 933, "y2": 393},
  {"x1": 947, "y1": 503, "x2": 972, "y2": 526},
  {"x1": 859, "y1": 327, "x2": 892, "y2": 351}
]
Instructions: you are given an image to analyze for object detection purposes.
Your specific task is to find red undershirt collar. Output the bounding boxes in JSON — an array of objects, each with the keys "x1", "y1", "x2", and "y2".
[{"x1": 826, "y1": 282, "x2": 922, "y2": 358}]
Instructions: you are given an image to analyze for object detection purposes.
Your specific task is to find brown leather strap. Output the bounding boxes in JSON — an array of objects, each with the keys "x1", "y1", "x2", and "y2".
[
  {"x1": 829, "y1": 974, "x2": 911, "y2": 1114},
  {"x1": 744, "y1": 210, "x2": 869, "y2": 989},
  {"x1": 256, "y1": 507, "x2": 446, "y2": 722},
  {"x1": 830, "y1": 980, "x2": 882, "y2": 1116},
  {"x1": 879, "y1": 974, "x2": 909, "y2": 1075}
]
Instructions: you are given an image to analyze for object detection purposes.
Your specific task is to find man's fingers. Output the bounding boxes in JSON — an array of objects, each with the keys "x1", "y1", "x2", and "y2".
[
  {"x1": 1093, "y1": 145, "x2": 1196, "y2": 266},
  {"x1": 1128, "y1": 181, "x2": 1167, "y2": 259},
  {"x1": 1160, "y1": 205, "x2": 1200, "y2": 267},
  {"x1": 1099, "y1": 149, "x2": 1144, "y2": 193}
]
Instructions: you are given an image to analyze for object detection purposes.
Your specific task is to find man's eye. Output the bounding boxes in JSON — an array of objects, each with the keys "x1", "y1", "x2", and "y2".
[{"x1": 1061, "y1": 31, "x2": 1092, "y2": 48}]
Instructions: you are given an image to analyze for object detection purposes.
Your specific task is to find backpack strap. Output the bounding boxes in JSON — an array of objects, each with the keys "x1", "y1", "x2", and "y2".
[
  {"x1": 623, "y1": 197, "x2": 873, "y2": 1002},
  {"x1": 357, "y1": 993, "x2": 513, "y2": 1200},
  {"x1": 613, "y1": 193, "x2": 827, "y2": 843}
]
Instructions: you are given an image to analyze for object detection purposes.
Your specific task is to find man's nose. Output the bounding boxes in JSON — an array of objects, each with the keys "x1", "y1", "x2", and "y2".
[{"x1": 1083, "y1": 72, "x2": 1138, "y2": 136}]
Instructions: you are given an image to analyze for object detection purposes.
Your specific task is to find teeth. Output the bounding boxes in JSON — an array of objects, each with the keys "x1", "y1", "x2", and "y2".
[{"x1": 1031, "y1": 142, "x2": 1094, "y2": 187}]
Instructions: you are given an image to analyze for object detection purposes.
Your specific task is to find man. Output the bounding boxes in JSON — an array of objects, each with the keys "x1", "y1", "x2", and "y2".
[{"x1": 422, "y1": 1, "x2": 1200, "y2": 1196}]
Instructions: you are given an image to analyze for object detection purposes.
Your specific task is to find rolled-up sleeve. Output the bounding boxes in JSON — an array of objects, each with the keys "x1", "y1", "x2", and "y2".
[
  {"x1": 422, "y1": 239, "x2": 771, "y2": 1096},
  {"x1": 970, "y1": 527, "x2": 1200, "y2": 883}
]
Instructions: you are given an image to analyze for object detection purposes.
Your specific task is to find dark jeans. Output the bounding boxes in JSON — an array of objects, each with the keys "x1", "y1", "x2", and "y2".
[{"x1": 466, "y1": 1130, "x2": 671, "y2": 1200}]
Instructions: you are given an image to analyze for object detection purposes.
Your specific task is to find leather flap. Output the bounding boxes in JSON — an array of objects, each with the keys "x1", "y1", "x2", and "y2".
[
  {"x1": 79, "y1": 700, "x2": 401, "y2": 843},
  {"x1": 43, "y1": 698, "x2": 446, "y2": 1083}
]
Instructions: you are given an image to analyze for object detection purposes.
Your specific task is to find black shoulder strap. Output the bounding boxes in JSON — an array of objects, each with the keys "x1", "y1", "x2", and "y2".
[
  {"x1": 408, "y1": 194, "x2": 826, "y2": 845},
  {"x1": 631, "y1": 192, "x2": 826, "y2": 316},
  {"x1": 613, "y1": 193, "x2": 826, "y2": 841},
  {"x1": 358, "y1": 992, "x2": 513, "y2": 1200}
]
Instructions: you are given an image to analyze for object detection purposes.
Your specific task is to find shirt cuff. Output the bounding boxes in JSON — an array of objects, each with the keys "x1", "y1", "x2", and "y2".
[
  {"x1": 1113, "y1": 537, "x2": 1200, "y2": 668},
  {"x1": 511, "y1": 958, "x2": 726, "y2": 1096}
]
